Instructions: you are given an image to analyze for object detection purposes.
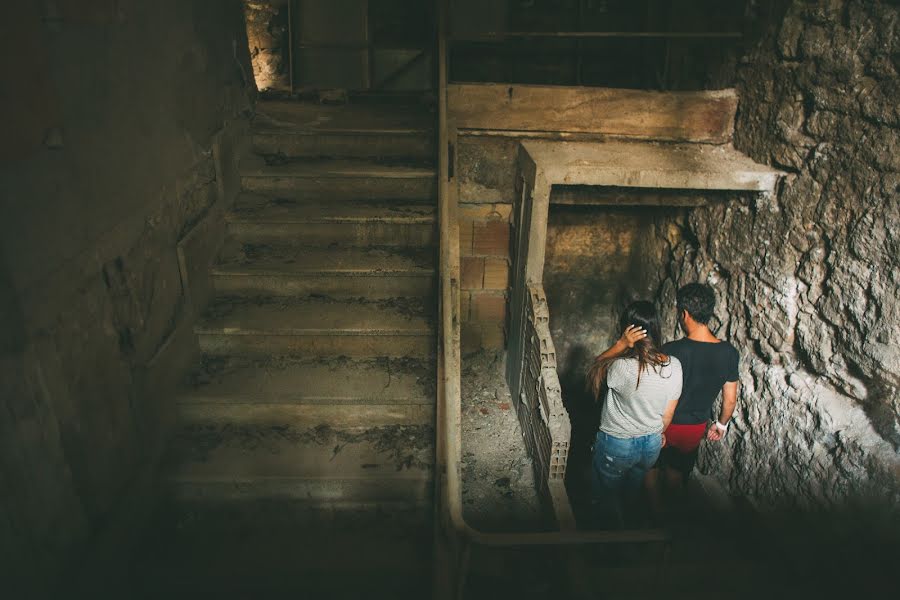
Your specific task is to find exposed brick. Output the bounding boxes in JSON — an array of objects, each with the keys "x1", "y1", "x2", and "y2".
[
  {"x1": 483, "y1": 258, "x2": 509, "y2": 290},
  {"x1": 471, "y1": 293, "x2": 506, "y2": 322},
  {"x1": 461, "y1": 323, "x2": 483, "y2": 352},
  {"x1": 458, "y1": 219, "x2": 474, "y2": 256},
  {"x1": 473, "y1": 221, "x2": 510, "y2": 256},
  {"x1": 460, "y1": 291, "x2": 472, "y2": 323},
  {"x1": 459, "y1": 203, "x2": 513, "y2": 221},
  {"x1": 460, "y1": 256, "x2": 484, "y2": 289},
  {"x1": 481, "y1": 323, "x2": 505, "y2": 349}
]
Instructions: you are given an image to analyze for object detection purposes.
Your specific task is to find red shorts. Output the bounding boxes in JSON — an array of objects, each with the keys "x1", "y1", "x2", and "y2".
[{"x1": 663, "y1": 422, "x2": 707, "y2": 453}]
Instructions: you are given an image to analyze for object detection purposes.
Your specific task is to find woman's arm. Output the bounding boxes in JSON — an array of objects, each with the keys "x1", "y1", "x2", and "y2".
[
  {"x1": 661, "y1": 397, "x2": 680, "y2": 447},
  {"x1": 595, "y1": 325, "x2": 647, "y2": 360}
]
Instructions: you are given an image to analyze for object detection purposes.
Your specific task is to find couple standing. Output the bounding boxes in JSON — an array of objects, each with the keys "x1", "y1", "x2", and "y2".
[{"x1": 588, "y1": 283, "x2": 739, "y2": 526}]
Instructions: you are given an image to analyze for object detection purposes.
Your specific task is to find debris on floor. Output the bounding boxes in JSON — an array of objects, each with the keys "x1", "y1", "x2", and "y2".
[{"x1": 461, "y1": 350, "x2": 544, "y2": 531}]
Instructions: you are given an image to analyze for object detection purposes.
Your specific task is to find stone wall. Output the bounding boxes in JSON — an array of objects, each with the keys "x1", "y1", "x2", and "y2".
[
  {"x1": 658, "y1": 0, "x2": 900, "y2": 509},
  {"x1": 244, "y1": 0, "x2": 290, "y2": 92},
  {"x1": 0, "y1": 1, "x2": 253, "y2": 591}
]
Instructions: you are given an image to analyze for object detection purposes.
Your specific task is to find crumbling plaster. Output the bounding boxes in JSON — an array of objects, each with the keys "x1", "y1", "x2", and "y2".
[{"x1": 659, "y1": 0, "x2": 900, "y2": 508}]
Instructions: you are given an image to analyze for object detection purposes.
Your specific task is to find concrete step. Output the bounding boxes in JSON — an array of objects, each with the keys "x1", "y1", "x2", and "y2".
[
  {"x1": 227, "y1": 195, "x2": 436, "y2": 247},
  {"x1": 195, "y1": 296, "x2": 434, "y2": 358},
  {"x1": 212, "y1": 243, "x2": 436, "y2": 298},
  {"x1": 167, "y1": 424, "x2": 433, "y2": 506},
  {"x1": 179, "y1": 356, "x2": 435, "y2": 427},
  {"x1": 240, "y1": 157, "x2": 437, "y2": 201},
  {"x1": 253, "y1": 131, "x2": 435, "y2": 161}
]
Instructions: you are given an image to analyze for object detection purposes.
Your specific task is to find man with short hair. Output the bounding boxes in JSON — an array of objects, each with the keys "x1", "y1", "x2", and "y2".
[{"x1": 648, "y1": 283, "x2": 739, "y2": 509}]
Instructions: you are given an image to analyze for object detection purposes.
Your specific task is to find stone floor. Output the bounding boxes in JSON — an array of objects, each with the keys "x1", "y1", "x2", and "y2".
[{"x1": 460, "y1": 350, "x2": 544, "y2": 532}]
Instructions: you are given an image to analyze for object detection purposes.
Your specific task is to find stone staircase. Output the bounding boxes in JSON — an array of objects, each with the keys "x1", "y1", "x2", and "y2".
[{"x1": 141, "y1": 98, "x2": 438, "y2": 597}]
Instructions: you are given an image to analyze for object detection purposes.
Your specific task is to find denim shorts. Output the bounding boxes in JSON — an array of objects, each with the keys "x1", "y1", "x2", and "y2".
[{"x1": 591, "y1": 430, "x2": 663, "y2": 498}]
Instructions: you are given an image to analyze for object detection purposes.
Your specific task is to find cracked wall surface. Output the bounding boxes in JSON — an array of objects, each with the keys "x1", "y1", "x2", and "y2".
[
  {"x1": 658, "y1": 0, "x2": 900, "y2": 509},
  {"x1": 0, "y1": 1, "x2": 253, "y2": 591},
  {"x1": 243, "y1": 1, "x2": 290, "y2": 92}
]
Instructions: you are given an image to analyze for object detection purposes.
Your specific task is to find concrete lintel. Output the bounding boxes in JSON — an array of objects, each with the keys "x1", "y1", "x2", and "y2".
[{"x1": 521, "y1": 139, "x2": 784, "y2": 194}]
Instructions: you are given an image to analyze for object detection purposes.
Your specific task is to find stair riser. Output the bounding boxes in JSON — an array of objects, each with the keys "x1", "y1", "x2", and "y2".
[
  {"x1": 253, "y1": 132, "x2": 435, "y2": 160},
  {"x1": 198, "y1": 333, "x2": 435, "y2": 358},
  {"x1": 211, "y1": 272, "x2": 436, "y2": 299},
  {"x1": 227, "y1": 222, "x2": 436, "y2": 247},
  {"x1": 170, "y1": 479, "x2": 432, "y2": 506},
  {"x1": 241, "y1": 175, "x2": 437, "y2": 201},
  {"x1": 177, "y1": 403, "x2": 434, "y2": 428}
]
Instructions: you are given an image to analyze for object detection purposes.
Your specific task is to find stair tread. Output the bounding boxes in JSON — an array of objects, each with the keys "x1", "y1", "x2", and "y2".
[
  {"x1": 229, "y1": 195, "x2": 436, "y2": 223},
  {"x1": 215, "y1": 244, "x2": 434, "y2": 276},
  {"x1": 168, "y1": 424, "x2": 433, "y2": 481},
  {"x1": 241, "y1": 156, "x2": 436, "y2": 178},
  {"x1": 181, "y1": 357, "x2": 434, "y2": 405},
  {"x1": 253, "y1": 100, "x2": 433, "y2": 135},
  {"x1": 196, "y1": 297, "x2": 433, "y2": 336}
]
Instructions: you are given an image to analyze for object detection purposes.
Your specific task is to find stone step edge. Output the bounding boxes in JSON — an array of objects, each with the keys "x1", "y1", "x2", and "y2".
[
  {"x1": 170, "y1": 474, "x2": 433, "y2": 485},
  {"x1": 176, "y1": 395, "x2": 434, "y2": 406},
  {"x1": 210, "y1": 266, "x2": 435, "y2": 278},
  {"x1": 240, "y1": 166, "x2": 437, "y2": 179},
  {"x1": 195, "y1": 327, "x2": 433, "y2": 336},
  {"x1": 225, "y1": 213, "x2": 436, "y2": 225},
  {"x1": 253, "y1": 127, "x2": 433, "y2": 136}
]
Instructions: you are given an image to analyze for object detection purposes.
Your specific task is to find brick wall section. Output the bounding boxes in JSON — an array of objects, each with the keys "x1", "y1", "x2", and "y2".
[{"x1": 459, "y1": 203, "x2": 512, "y2": 351}]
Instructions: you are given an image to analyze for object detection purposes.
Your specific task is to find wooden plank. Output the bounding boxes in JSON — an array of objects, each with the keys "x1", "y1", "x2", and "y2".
[{"x1": 447, "y1": 83, "x2": 737, "y2": 143}]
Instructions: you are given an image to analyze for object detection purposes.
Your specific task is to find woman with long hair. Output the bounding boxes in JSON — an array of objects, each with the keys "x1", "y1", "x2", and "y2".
[{"x1": 587, "y1": 301, "x2": 682, "y2": 527}]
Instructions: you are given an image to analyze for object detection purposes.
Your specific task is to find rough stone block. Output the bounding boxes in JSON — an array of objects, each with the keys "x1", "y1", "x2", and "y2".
[
  {"x1": 460, "y1": 257, "x2": 484, "y2": 290},
  {"x1": 481, "y1": 322, "x2": 505, "y2": 349},
  {"x1": 483, "y1": 258, "x2": 509, "y2": 290},
  {"x1": 461, "y1": 322, "x2": 483, "y2": 352},
  {"x1": 471, "y1": 293, "x2": 506, "y2": 322},
  {"x1": 458, "y1": 219, "x2": 474, "y2": 256},
  {"x1": 459, "y1": 291, "x2": 472, "y2": 323},
  {"x1": 459, "y1": 203, "x2": 513, "y2": 221},
  {"x1": 473, "y1": 221, "x2": 510, "y2": 257}
]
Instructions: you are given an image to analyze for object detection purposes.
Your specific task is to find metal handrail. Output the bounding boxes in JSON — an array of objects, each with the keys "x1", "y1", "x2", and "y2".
[{"x1": 434, "y1": 0, "x2": 669, "y2": 587}]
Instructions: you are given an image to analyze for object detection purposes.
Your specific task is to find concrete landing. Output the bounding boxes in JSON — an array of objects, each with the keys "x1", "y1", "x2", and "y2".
[{"x1": 521, "y1": 140, "x2": 784, "y2": 193}]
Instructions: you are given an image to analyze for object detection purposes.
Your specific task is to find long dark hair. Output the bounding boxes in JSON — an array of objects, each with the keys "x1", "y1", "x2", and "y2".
[{"x1": 588, "y1": 301, "x2": 669, "y2": 400}]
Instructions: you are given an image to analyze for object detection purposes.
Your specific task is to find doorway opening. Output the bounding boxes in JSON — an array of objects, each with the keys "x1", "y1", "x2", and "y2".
[{"x1": 540, "y1": 187, "x2": 726, "y2": 522}]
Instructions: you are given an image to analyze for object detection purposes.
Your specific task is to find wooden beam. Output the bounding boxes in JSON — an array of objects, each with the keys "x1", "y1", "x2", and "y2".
[{"x1": 448, "y1": 83, "x2": 738, "y2": 143}]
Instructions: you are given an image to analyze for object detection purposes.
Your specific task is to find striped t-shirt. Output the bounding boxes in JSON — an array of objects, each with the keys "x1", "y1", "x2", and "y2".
[{"x1": 600, "y1": 356, "x2": 683, "y2": 438}]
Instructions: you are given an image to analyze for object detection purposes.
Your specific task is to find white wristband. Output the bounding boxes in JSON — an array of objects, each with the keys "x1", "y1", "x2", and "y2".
[{"x1": 714, "y1": 420, "x2": 729, "y2": 432}]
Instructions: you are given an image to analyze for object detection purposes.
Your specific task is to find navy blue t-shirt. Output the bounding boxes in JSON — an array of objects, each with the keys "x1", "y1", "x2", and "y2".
[{"x1": 661, "y1": 338, "x2": 739, "y2": 425}]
